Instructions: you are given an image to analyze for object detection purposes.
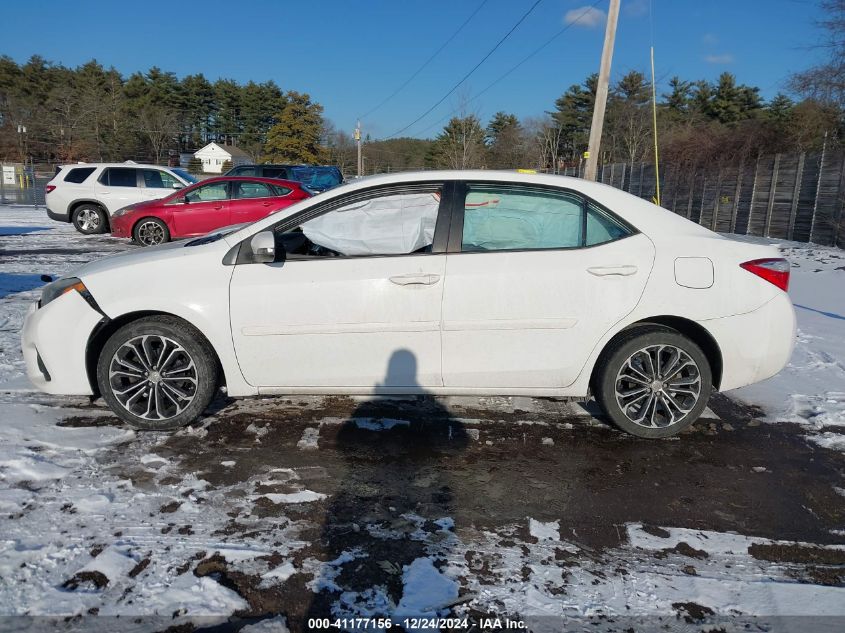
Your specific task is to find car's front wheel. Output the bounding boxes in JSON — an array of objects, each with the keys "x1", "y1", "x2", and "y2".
[
  {"x1": 593, "y1": 326, "x2": 712, "y2": 438},
  {"x1": 133, "y1": 217, "x2": 170, "y2": 246},
  {"x1": 96, "y1": 316, "x2": 219, "y2": 431},
  {"x1": 72, "y1": 204, "x2": 108, "y2": 234}
]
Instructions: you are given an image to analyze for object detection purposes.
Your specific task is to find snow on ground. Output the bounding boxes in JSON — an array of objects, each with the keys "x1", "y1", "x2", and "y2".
[
  {"x1": 1, "y1": 206, "x2": 845, "y2": 630},
  {"x1": 728, "y1": 234, "x2": 845, "y2": 447}
]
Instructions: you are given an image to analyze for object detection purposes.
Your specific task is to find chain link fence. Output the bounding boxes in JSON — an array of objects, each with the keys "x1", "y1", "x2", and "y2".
[{"x1": 0, "y1": 164, "x2": 50, "y2": 207}]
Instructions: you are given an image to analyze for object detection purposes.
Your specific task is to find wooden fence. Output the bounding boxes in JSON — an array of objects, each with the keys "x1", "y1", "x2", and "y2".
[{"x1": 561, "y1": 150, "x2": 845, "y2": 248}]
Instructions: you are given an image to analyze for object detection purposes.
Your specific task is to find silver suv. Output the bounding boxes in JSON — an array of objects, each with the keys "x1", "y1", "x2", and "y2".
[{"x1": 45, "y1": 163, "x2": 197, "y2": 234}]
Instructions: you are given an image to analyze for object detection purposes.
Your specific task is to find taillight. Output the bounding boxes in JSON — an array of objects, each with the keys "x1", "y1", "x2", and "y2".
[
  {"x1": 740, "y1": 258, "x2": 790, "y2": 291},
  {"x1": 45, "y1": 185, "x2": 56, "y2": 194}
]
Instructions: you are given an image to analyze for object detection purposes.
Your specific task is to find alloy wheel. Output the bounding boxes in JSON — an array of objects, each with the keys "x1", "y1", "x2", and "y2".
[
  {"x1": 108, "y1": 335, "x2": 198, "y2": 421},
  {"x1": 137, "y1": 221, "x2": 166, "y2": 246},
  {"x1": 614, "y1": 344, "x2": 702, "y2": 429},
  {"x1": 77, "y1": 208, "x2": 100, "y2": 232}
]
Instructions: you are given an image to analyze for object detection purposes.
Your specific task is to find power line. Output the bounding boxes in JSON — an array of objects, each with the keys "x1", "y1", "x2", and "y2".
[
  {"x1": 358, "y1": 0, "x2": 490, "y2": 121},
  {"x1": 382, "y1": 0, "x2": 544, "y2": 140},
  {"x1": 410, "y1": 0, "x2": 606, "y2": 138}
]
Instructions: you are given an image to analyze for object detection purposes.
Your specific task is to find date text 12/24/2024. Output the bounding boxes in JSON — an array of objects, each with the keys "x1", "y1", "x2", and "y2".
[{"x1": 307, "y1": 617, "x2": 527, "y2": 630}]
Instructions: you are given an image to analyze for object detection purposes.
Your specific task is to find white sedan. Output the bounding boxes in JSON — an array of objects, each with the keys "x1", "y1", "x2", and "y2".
[{"x1": 22, "y1": 171, "x2": 796, "y2": 438}]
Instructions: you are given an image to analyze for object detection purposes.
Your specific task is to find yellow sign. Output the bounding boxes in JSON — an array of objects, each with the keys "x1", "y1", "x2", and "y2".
[
  {"x1": 516, "y1": 169, "x2": 536, "y2": 174},
  {"x1": 583, "y1": 151, "x2": 590, "y2": 159}
]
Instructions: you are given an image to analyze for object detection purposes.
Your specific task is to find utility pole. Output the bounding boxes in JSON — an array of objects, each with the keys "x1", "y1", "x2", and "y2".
[
  {"x1": 583, "y1": 0, "x2": 620, "y2": 182},
  {"x1": 355, "y1": 121, "x2": 362, "y2": 177}
]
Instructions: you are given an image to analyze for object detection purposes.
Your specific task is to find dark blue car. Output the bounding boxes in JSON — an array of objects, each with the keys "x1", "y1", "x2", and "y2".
[{"x1": 225, "y1": 164, "x2": 343, "y2": 193}]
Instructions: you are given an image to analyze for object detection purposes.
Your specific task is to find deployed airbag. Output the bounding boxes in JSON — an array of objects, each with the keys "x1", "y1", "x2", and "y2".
[
  {"x1": 302, "y1": 192, "x2": 440, "y2": 256},
  {"x1": 462, "y1": 190, "x2": 582, "y2": 251}
]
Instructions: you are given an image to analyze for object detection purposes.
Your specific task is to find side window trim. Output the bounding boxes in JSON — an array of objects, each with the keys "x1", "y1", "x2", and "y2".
[{"x1": 446, "y1": 180, "x2": 637, "y2": 254}]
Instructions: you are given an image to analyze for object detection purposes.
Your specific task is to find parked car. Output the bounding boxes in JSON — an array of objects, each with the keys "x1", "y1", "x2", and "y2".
[
  {"x1": 225, "y1": 164, "x2": 342, "y2": 192},
  {"x1": 22, "y1": 170, "x2": 795, "y2": 437},
  {"x1": 110, "y1": 176, "x2": 310, "y2": 246},
  {"x1": 44, "y1": 163, "x2": 197, "y2": 235}
]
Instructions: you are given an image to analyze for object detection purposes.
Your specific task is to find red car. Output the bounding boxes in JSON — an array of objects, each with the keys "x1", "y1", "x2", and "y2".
[{"x1": 110, "y1": 176, "x2": 310, "y2": 246}]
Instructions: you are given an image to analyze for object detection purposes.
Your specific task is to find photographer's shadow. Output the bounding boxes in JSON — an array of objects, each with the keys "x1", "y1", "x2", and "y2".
[{"x1": 300, "y1": 349, "x2": 468, "y2": 629}]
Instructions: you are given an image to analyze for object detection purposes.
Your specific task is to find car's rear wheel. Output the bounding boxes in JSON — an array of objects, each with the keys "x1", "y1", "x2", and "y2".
[
  {"x1": 133, "y1": 217, "x2": 170, "y2": 246},
  {"x1": 72, "y1": 204, "x2": 108, "y2": 235},
  {"x1": 593, "y1": 326, "x2": 712, "y2": 438},
  {"x1": 96, "y1": 316, "x2": 219, "y2": 431}
]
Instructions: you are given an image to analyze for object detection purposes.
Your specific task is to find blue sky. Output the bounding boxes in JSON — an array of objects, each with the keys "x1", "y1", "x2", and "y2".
[{"x1": 3, "y1": 0, "x2": 827, "y2": 139}]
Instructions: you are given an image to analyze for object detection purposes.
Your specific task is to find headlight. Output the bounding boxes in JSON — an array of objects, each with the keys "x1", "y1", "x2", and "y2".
[
  {"x1": 40, "y1": 277, "x2": 90, "y2": 308},
  {"x1": 112, "y1": 205, "x2": 136, "y2": 218}
]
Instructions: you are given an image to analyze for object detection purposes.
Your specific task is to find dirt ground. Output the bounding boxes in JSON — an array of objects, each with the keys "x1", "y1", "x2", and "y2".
[{"x1": 64, "y1": 391, "x2": 844, "y2": 632}]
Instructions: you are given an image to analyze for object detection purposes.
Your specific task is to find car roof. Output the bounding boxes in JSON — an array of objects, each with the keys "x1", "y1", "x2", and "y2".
[
  {"x1": 237, "y1": 164, "x2": 340, "y2": 169},
  {"x1": 195, "y1": 176, "x2": 302, "y2": 188},
  {"x1": 228, "y1": 169, "x2": 718, "y2": 242},
  {"x1": 57, "y1": 163, "x2": 181, "y2": 170}
]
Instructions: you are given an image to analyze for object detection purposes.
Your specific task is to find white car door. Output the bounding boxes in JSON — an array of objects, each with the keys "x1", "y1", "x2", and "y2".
[
  {"x1": 93, "y1": 167, "x2": 143, "y2": 213},
  {"x1": 229, "y1": 185, "x2": 448, "y2": 390},
  {"x1": 441, "y1": 182, "x2": 655, "y2": 390}
]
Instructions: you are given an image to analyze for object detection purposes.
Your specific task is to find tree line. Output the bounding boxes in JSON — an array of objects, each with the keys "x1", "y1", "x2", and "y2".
[
  {"x1": 2, "y1": 1, "x2": 842, "y2": 174},
  {"x1": 328, "y1": 69, "x2": 841, "y2": 176},
  {"x1": 0, "y1": 56, "x2": 326, "y2": 165}
]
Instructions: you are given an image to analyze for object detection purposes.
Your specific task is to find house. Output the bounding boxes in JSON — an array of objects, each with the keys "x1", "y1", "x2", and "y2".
[{"x1": 193, "y1": 142, "x2": 251, "y2": 174}]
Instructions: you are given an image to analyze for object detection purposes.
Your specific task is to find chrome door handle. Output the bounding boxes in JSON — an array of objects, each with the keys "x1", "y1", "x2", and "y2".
[
  {"x1": 587, "y1": 265, "x2": 638, "y2": 276},
  {"x1": 389, "y1": 273, "x2": 441, "y2": 286}
]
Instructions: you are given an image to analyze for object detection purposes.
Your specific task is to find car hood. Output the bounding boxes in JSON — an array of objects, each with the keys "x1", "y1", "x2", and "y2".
[{"x1": 72, "y1": 240, "x2": 203, "y2": 280}]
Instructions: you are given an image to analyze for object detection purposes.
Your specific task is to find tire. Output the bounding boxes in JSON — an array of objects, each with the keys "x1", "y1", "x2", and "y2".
[
  {"x1": 96, "y1": 316, "x2": 219, "y2": 431},
  {"x1": 133, "y1": 217, "x2": 170, "y2": 246},
  {"x1": 593, "y1": 326, "x2": 712, "y2": 438},
  {"x1": 72, "y1": 204, "x2": 108, "y2": 235}
]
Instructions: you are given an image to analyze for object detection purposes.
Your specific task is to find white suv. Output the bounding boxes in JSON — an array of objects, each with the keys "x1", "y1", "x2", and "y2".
[{"x1": 45, "y1": 163, "x2": 197, "y2": 234}]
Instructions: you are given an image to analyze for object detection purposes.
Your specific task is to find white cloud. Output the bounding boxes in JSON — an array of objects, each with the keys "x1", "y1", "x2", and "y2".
[
  {"x1": 704, "y1": 53, "x2": 734, "y2": 64},
  {"x1": 564, "y1": 6, "x2": 607, "y2": 28},
  {"x1": 624, "y1": 0, "x2": 649, "y2": 17},
  {"x1": 702, "y1": 33, "x2": 719, "y2": 46}
]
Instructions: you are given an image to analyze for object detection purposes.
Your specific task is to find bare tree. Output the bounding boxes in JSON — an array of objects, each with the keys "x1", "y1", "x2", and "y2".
[
  {"x1": 139, "y1": 106, "x2": 179, "y2": 164},
  {"x1": 789, "y1": 0, "x2": 845, "y2": 106},
  {"x1": 523, "y1": 115, "x2": 564, "y2": 172}
]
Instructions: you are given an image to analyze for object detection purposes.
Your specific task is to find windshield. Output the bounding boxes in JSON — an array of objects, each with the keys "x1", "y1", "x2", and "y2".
[
  {"x1": 288, "y1": 166, "x2": 342, "y2": 191},
  {"x1": 171, "y1": 168, "x2": 198, "y2": 184}
]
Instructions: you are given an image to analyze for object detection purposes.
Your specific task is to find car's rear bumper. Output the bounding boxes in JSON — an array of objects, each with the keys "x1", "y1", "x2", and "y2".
[
  {"x1": 21, "y1": 292, "x2": 103, "y2": 395},
  {"x1": 701, "y1": 292, "x2": 797, "y2": 392},
  {"x1": 46, "y1": 206, "x2": 70, "y2": 222}
]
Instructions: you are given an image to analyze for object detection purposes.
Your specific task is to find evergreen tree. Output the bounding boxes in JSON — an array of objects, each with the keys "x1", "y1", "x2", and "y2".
[
  {"x1": 263, "y1": 91, "x2": 324, "y2": 164},
  {"x1": 431, "y1": 115, "x2": 486, "y2": 169},
  {"x1": 552, "y1": 74, "x2": 597, "y2": 161},
  {"x1": 486, "y1": 111, "x2": 524, "y2": 168}
]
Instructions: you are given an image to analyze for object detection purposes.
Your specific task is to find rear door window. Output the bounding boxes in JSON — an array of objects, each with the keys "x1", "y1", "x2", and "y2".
[
  {"x1": 101, "y1": 168, "x2": 138, "y2": 188},
  {"x1": 461, "y1": 185, "x2": 584, "y2": 252},
  {"x1": 233, "y1": 181, "x2": 273, "y2": 199},
  {"x1": 63, "y1": 167, "x2": 96, "y2": 184}
]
